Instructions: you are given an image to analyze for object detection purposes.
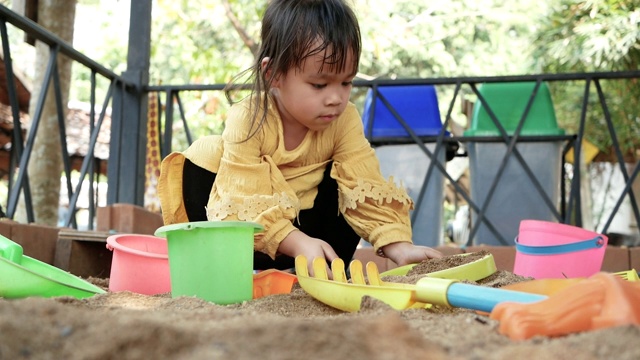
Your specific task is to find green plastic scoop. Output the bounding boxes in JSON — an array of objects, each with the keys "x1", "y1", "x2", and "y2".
[{"x1": 0, "y1": 234, "x2": 106, "y2": 299}]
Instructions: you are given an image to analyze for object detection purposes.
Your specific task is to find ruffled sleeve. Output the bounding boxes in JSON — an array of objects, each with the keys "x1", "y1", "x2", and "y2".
[
  {"x1": 157, "y1": 151, "x2": 189, "y2": 225},
  {"x1": 205, "y1": 103, "x2": 300, "y2": 259},
  {"x1": 157, "y1": 135, "x2": 222, "y2": 225},
  {"x1": 330, "y1": 105, "x2": 414, "y2": 252}
]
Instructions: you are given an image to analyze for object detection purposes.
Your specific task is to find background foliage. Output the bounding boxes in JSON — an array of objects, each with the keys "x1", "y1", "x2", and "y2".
[
  {"x1": 532, "y1": 0, "x2": 640, "y2": 159},
  {"x1": 68, "y1": 0, "x2": 639, "y2": 156}
]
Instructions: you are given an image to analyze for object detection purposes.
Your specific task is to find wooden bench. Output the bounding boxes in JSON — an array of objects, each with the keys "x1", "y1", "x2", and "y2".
[{"x1": 54, "y1": 230, "x2": 113, "y2": 278}]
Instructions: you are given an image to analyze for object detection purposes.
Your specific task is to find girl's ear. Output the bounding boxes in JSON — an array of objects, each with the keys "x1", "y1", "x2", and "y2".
[
  {"x1": 261, "y1": 57, "x2": 280, "y2": 87},
  {"x1": 261, "y1": 57, "x2": 271, "y2": 72}
]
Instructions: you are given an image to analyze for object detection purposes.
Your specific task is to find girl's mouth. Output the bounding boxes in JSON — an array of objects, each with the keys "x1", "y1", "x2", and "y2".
[{"x1": 319, "y1": 114, "x2": 337, "y2": 122}]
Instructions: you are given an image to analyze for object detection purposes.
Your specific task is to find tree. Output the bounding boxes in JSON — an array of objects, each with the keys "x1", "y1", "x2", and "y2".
[
  {"x1": 532, "y1": 0, "x2": 640, "y2": 161},
  {"x1": 357, "y1": 0, "x2": 546, "y2": 79},
  {"x1": 15, "y1": 0, "x2": 78, "y2": 225},
  {"x1": 141, "y1": 0, "x2": 547, "y2": 147}
]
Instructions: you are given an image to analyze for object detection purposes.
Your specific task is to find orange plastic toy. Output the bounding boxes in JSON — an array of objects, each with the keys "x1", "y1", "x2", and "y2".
[
  {"x1": 252, "y1": 269, "x2": 298, "y2": 299},
  {"x1": 490, "y1": 272, "x2": 640, "y2": 340}
]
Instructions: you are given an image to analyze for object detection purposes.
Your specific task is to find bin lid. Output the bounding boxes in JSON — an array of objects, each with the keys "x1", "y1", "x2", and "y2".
[
  {"x1": 362, "y1": 85, "x2": 447, "y2": 138},
  {"x1": 464, "y1": 82, "x2": 565, "y2": 136}
]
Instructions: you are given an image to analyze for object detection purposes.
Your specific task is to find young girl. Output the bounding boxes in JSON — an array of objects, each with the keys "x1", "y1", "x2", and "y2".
[{"x1": 158, "y1": 0, "x2": 442, "y2": 271}]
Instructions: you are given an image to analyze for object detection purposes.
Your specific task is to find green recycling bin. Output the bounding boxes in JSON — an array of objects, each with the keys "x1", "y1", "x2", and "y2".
[{"x1": 464, "y1": 82, "x2": 565, "y2": 246}]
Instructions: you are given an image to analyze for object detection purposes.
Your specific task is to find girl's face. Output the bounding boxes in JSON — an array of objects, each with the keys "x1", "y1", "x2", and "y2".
[{"x1": 268, "y1": 48, "x2": 357, "y2": 133}]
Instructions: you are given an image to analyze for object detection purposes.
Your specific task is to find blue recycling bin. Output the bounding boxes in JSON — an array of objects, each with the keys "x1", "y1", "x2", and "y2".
[
  {"x1": 363, "y1": 85, "x2": 444, "y2": 139},
  {"x1": 362, "y1": 85, "x2": 448, "y2": 247}
]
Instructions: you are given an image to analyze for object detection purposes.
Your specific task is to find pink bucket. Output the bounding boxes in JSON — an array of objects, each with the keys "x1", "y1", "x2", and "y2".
[
  {"x1": 106, "y1": 234, "x2": 171, "y2": 295},
  {"x1": 513, "y1": 220, "x2": 608, "y2": 279}
]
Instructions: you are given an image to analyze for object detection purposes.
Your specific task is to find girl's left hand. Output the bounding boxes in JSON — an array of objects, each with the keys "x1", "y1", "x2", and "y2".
[{"x1": 380, "y1": 241, "x2": 443, "y2": 266}]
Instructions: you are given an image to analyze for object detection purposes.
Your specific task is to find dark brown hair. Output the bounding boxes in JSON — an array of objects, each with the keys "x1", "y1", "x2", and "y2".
[{"x1": 226, "y1": 0, "x2": 362, "y2": 141}]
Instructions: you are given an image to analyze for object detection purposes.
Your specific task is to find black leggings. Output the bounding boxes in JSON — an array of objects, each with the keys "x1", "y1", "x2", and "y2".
[{"x1": 182, "y1": 159, "x2": 361, "y2": 270}]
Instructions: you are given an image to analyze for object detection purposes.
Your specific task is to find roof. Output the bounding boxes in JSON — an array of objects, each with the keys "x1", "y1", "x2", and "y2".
[
  {"x1": 0, "y1": 53, "x2": 31, "y2": 113},
  {"x1": 0, "y1": 102, "x2": 111, "y2": 176},
  {"x1": 65, "y1": 101, "x2": 111, "y2": 161},
  {"x1": 0, "y1": 51, "x2": 111, "y2": 176}
]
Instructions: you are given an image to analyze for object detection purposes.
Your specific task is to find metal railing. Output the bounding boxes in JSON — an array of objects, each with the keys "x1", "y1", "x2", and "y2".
[
  {"x1": 1, "y1": 5, "x2": 638, "y2": 245},
  {"x1": 149, "y1": 73, "x2": 640, "y2": 246},
  {"x1": 0, "y1": 5, "x2": 134, "y2": 228}
]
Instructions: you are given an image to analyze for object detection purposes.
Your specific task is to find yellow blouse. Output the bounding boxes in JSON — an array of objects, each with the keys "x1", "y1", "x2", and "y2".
[{"x1": 158, "y1": 97, "x2": 414, "y2": 259}]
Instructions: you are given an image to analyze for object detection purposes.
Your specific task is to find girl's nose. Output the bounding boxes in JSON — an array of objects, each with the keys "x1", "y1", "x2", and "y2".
[{"x1": 326, "y1": 89, "x2": 345, "y2": 106}]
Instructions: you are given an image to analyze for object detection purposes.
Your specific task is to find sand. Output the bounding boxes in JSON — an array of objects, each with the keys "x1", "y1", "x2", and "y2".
[{"x1": 1, "y1": 252, "x2": 639, "y2": 359}]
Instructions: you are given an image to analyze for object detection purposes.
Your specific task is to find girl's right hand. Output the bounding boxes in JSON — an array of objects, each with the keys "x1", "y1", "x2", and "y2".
[{"x1": 278, "y1": 230, "x2": 338, "y2": 276}]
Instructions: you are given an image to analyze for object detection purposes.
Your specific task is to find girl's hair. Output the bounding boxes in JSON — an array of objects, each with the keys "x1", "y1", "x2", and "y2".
[{"x1": 226, "y1": 0, "x2": 362, "y2": 141}]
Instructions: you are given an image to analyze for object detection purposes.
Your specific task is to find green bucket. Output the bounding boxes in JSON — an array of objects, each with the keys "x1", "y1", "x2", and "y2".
[{"x1": 155, "y1": 221, "x2": 263, "y2": 304}]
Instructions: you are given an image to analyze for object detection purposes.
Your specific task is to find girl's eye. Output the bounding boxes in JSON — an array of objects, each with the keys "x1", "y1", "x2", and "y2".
[
  {"x1": 342, "y1": 81, "x2": 353, "y2": 87},
  {"x1": 312, "y1": 83, "x2": 327, "y2": 89}
]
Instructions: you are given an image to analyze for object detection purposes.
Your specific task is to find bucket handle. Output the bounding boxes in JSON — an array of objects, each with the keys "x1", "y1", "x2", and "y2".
[{"x1": 515, "y1": 235, "x2": 605, "y2": 255}]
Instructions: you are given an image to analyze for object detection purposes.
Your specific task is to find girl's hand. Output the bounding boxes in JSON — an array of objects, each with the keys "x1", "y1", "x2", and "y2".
[
  {"x1": 278, "y1": 230, "x2": 338, "y2": 276},
  {"x1": 380, "y1": 241, "x2": 443, "y2": 267}
]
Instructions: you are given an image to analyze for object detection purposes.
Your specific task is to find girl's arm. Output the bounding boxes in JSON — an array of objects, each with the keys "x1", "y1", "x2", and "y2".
[
  {"x1": 206, "y1": 102, "x2": 300, "y2": 259},
  {"x1": 330, "y1": 104, "x2": 441, "y2": 262}
]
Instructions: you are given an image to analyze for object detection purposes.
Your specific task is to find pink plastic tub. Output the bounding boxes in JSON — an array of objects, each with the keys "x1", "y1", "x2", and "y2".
[
  {"x1": 106, "y1": 234, "x2": 171, "y2": 295},
  {"x1": 513, "y1": 220, "x2": 608, "y2": 279}
]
